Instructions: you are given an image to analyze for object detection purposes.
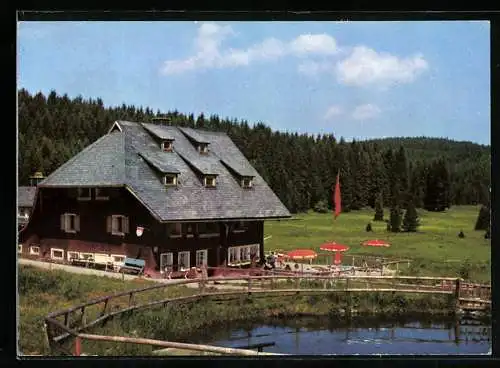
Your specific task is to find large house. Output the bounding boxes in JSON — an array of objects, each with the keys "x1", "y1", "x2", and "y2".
[
  {"x1": 17, "y1": 172, "x2": 45, "y2": 230},
  {"x1": 18, "y1": 120, "x2": 291, "y2": 276}
]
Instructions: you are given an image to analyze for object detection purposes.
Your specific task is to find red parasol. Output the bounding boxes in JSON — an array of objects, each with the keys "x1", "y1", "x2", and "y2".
[
  {"x1": 362, "y1": 239, "x2": 390, "y2": 247},
  {"x1": 285, "y1": 249, "x2": 318, "y2": 260},
  {"x1": 319, "y1": 242, "x2": 350, "y2": 265}
]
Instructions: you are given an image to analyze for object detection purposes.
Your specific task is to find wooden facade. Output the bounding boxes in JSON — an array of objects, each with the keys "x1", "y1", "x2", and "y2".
[{"x1": 19, "y1": 186, "x2": 264, "y2": 275}]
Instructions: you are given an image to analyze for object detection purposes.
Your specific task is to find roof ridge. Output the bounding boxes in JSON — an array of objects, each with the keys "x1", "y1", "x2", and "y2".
[{"x1": 40, "y1": 132, "x2": 124, "y2": 186}]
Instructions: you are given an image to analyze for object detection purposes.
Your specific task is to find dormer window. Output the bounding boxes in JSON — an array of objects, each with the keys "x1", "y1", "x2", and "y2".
[
  {"x1": 164, "y1": 174, "x2": 178, "y2": 187},
  {"x1": 199, "y1": 144, "x2": 209, "y2": 154},
  {"x1": 204, "y1": 176, "x2": 216, "y2": 188},
  {"x1": 241, "y1": 177, "x2": 253, "y2": 189},
  {"x1": 161, "y1": 140, "x2": 173, "y2": 152}
]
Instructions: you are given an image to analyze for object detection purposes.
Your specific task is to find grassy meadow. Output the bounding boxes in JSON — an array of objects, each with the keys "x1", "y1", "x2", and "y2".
[{"x1": 264, "y1": 205, "x2": 491, "y2": 282}]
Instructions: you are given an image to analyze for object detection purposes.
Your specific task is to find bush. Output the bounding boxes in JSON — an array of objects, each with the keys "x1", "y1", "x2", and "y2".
[
  {"x1": 313, "y1": 200, "x2": 329, "y2": 213},
  {"x1": 366, "y1": 223, "x2": 373, "y2": 232}
]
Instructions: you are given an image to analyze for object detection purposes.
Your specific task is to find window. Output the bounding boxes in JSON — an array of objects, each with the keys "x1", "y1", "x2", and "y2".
[
  {"x1": 162, "y1": 141, "x2": 173, "y2": 152},
  {"x1": 164, "y1": 174, "x2": 177, "y2": 186},
  {"x1": 67, "y1": 252, "x2": 79, "y2": 261},
  {"x1": 95, "y1": 188, "x2": 110, "y2": 200},
  {"x1": 60, "y1": 213, "x2": 80, "y2": 233},
  {"x1": 196, "y1": 249, "x2": 208, "y2": 267},
  {"x1": 178, "y1": 251, "x2": 190, "y2": 270},
  {"x1": 204, "y1": 176, "x2": 216, "y2": 188},
  {"x1": 232, "y1": 221, "x2": 248, "y2": 233},
  {"x1": 168, "y1": 223, "x2": 182, "y2": 238},
  {"x1": 77, "y1": 188, "x2": 91, "y2": 201},
  {"x1": 30, "y1": 246, "x2": 40, "y2": 255},
  {"x1": 18, "y1": 244, "x2": 22, "y2": 254},
  {"x1": 199, "y1": 144, "x2": 208, "y2": 154},
  {"x1": 112, "y1": 255, "x2": 126, "y2": 264},
  {"x1": 80, "y1": 253, "x2": 94, "y2": 261},
  {"x1": 241, "y1": 178, "x2": 253, "y2": 188},
  {"x1": 227, "y1": 245, "x2": 256, "y2": 266},
  {"x1": 197, "y1": 223, "x2": 219, "y2": 238},
  {"x1": 160, "y1": 252, "x2": 173, "y2": 271},
  {"x1": 107, "y1": 215, "x2": 129, "y2": 236},
  {"x1": 183, "y1": 223, "x2": 194, "y2": 238},
  {"x1": 50, "y1": 248, "x2": 64, "y2": 260}
]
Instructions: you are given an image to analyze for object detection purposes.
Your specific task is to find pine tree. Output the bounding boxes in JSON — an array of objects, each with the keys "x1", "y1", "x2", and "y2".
[
  {"x1": 389, "y1": 205, "x2": 402, "y2": 233},
  {"x1": 474, "y1": 205, "x2": 490, "y2": 231},
  {"x1": 373, "y1": 193, "x2": 384, "y2": 221},
  {"x1": 402, "y1": 200, "x2": 420, "y2": 232}
]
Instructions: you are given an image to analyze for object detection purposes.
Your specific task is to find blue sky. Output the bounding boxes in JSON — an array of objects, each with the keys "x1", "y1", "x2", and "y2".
[{"x1": 17, "y1": 21, "x2": 490, "y2": 145}]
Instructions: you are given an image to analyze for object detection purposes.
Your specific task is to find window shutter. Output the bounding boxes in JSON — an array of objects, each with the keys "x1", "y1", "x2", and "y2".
[
  {"x1": 60, "y1": 214, "x2": 65, "y2": 231},
  {"x1": 65, "y1": 215, "x2": 70, "y2": 231},
  {"x1": 123, "y1": 216, "x2": 129, "y2": 234},
  {"x1": 106, "y1": 216, "x2": 112, "y2": 233},
  {"x1": 75, "y1": 215, "x2": 80, "y2": 232}
]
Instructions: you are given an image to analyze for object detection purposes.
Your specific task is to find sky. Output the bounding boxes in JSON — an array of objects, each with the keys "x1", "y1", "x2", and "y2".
[{"x1": 17, "y1": 21, "x2": 491, "y2": 145}]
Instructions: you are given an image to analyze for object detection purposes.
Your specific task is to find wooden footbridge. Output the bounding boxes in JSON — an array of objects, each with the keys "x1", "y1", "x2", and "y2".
[{"x1": 44, "y1": 272, "x2": 490, "y2": 356}]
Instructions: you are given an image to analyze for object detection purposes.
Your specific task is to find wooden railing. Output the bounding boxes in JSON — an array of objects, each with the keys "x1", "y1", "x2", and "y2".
[{"x1": 44, "y1": 273, "x2": 490, "y2": 357}]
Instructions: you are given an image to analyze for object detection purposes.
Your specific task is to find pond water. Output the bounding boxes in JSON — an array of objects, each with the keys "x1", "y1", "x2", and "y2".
[{"x1": 193, "y1": 317, "x2": 491, "y2": 355}]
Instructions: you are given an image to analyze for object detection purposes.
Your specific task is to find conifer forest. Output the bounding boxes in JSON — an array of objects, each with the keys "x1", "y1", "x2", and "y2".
[{"x1": 18, "y1": 89, "x2": 490, "y2": 215}]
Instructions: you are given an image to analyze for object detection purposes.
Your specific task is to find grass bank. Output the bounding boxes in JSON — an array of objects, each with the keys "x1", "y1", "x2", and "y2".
[{"x1": 265, "y1": 206, "x2": 490, "y2": 282}]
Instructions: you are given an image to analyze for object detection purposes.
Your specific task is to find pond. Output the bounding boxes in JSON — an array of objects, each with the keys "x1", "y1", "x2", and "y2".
[{"x1": 191, "y1": 316, "x2": 491, "y2": 355}]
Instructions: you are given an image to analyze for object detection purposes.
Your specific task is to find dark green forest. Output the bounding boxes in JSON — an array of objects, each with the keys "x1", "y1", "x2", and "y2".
[{"x1": 18, "y1": 89, "x2": 490, "y2": 214}]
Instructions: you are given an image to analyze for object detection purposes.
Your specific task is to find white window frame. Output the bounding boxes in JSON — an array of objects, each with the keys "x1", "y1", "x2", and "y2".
[
  {"x1": 160, "y1": 252, "x2": 173, "y2": 272},
  {"x1": 18, "y1": 244, "x2": 22, "y2": 254},
  {"x1": 77, "y1": 187, "x2": 92, "y2": 201},
  {"x1": 196, "y1": 249, "x2": 208, "y2": 267},
  {"x1": 161, "y1": 141, "x2": 173, "y2": 152},
  {"x1": 168, "y1": 223, "x2": 182, "y2": 238},
  {"x1": 227, "y1": 244, "x2": 257, "y2": 266},
  {"x1": 197, "y1": 223, "x2": 219, "y2": 238},
  {"x1": 80, "y1": 252, "x2": 94, "y2": 261},
  {"x1": 95, "y1": 188, "x2": 110, "y2": 201},
  {"x1": 50, "y1": 248, "x2": 65, "y2": 261},
  {"x1": 111, "y1": 215, "x2": 128, "y2": 236},
  {"x1": 204, "y1": 176, "x2": 216, "y2": 188},
  {"x1": 111, "y1": 254, "x2": 126, "y2": 264},
  {"x1": 163, "y1": 174, "x2": 178, "y2": 186},
  {"x1": 67, "y1": 251, "x2": 79, "y2": 261},
  {"x1": 241, "y1": 178, "x2": 253, "y2": 188},
  {"x1": 232, "y1": 221, "x2": 248, "y2": 234},
  {"x1": 178, "y1": 251, "x2": 190, "y2": 270},
  {"x1": 61, "y1": 213, "x2": 79, "y2": 234},
  {"x1": 29, "y1": 245, "x2": 40, "y2": 256}
]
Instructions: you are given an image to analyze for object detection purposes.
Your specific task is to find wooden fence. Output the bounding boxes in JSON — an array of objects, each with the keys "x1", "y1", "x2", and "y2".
[{"x1": 44, "y1": 273, "x2": 490, "y2": 357}]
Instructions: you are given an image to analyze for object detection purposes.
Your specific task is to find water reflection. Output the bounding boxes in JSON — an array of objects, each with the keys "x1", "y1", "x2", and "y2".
[{"x1": 194, "y1": 317, "x2": 491, "y2": 355}]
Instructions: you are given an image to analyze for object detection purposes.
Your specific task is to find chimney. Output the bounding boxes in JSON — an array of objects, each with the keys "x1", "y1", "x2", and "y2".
[{"x1": 29, "y1": 171, "x2": 45, "y2": 187}]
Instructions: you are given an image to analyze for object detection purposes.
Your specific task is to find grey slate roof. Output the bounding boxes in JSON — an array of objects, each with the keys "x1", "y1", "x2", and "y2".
[
  {"x1": 141, "y1": 123, "x2": 176, "y2": 141},
  {"x1": 39, "y1": 120, "x2": 291, "y2": 221},
  {"x1": 178, "y1": 127, "x2": 210, "y2": 144},
  {"x1": 18, "y1": 186, "x2": 36, "y2": 207}
]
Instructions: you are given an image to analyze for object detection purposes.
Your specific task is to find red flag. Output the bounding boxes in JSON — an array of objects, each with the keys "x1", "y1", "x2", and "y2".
[{"x1": 334, "y1": 170, "x2": 341, "y2": 219}]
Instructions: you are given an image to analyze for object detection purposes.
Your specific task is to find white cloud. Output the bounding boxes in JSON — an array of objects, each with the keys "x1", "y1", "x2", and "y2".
[
  {"x1": 336, "y1": 46, "x2": 428, "y2": 87},
  {"x1": 289, "y1": 34, "x2": 338, "y2": 56},
  {"x1": 297, "y1": 60, "x2": 332, "y2": 76},
  {"x1": 160, "y1": 23, "x2": 338, "y2": 75},
  {"x1": 323, "y1": 105, "x2": 343, "y2": 120},
  {"x1": 351, "y1": 104, "x2": 381, "y2": 120}
]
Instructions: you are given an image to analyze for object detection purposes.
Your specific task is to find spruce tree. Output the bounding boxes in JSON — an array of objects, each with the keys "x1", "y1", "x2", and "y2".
[
  {"x1": 474, "y1": 205, "x2": 490, "y2": 231},
  {"x1": 373, "y1": 193, "x2": 384, "y2": 221},
  {"x1": 402, "y1": 200, "x2": 420, "y2": 232},
  {"x1": 389, "y1": 205, "x2": 402, "y2": 233}
]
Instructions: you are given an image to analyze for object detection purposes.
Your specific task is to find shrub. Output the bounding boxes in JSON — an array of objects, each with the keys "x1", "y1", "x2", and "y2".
[{"x1": 313, "y1": 200, "x2": 329, "y2": 214}]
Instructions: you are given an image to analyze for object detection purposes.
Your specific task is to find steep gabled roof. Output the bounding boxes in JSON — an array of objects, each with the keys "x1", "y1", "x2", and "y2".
[
  {"x1": 141, "y1": 123, "x2": 176, "y2": 141},
  {"x1": 38, "y1": 120, "x2": 291, "y2": 221},
  {"x1": 178, "y1": 127, "x2": 210, "y2": 144},
  {"x1": 18, "y1": 186, "x2": 36, "y2": 207}
]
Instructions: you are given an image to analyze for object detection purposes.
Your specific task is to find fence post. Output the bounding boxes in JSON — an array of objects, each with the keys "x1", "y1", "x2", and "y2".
[
  {"x1": 248, "y1": 277, "x2": 252, "y2": 293},
  {"x1": 129, "y1": 292, "x2": 135, "y2": 307},
  {"x1": 81, "y1": 307, "x2": 87, "y2": 327},
  {"x1": 455, "y1": 278, "x2": 461, "y2": 310},
  {"x1": 74, "y1": 336, "x2": 81, "y2": 356}
]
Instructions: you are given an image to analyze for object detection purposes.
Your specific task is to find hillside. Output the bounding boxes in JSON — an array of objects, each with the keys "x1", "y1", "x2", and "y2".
[{"x1": 18, "y1": 89, "x2": 490, "y2": 213}]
